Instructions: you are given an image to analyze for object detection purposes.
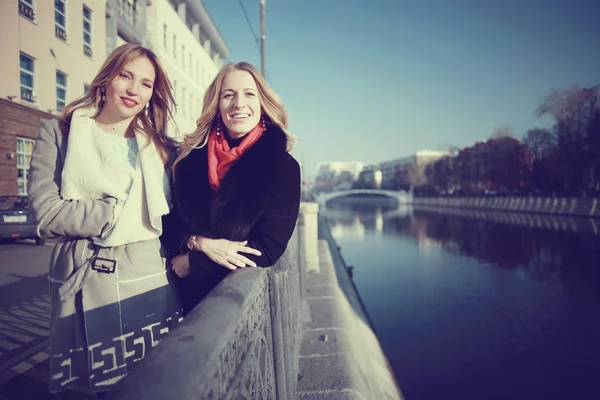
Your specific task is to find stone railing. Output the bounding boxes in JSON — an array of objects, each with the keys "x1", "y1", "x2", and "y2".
[
  {"x1": 413, "y1": 196, "x2": 600, "y2": 218},
  {"x1": 111, "y1": 204, "x2": 317, "y2": 399}
]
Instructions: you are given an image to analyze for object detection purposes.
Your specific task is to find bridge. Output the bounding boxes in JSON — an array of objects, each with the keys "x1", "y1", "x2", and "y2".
[{"x1": 316, "y1": 189, "x2": 413, "y2": 207}]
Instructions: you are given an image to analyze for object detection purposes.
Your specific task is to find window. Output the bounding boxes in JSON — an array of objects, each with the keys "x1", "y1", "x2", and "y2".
[
  {"x1": 163, "y1": 24, "x2": 167, "y2": 48},
  {"x1": 196, "y1": 61, "x2": 199, "y2": 83},
  {"x1": 17, "y1": 137, "x2": 35, "y2": 195},
  {"x1": 173, "y1": 80, "x2": 177, "y2": 103},
  {"x1": 56, "y1": 71, "x2": 67, "y2": 111},
  {"x1": 173, "y1": 35, "x2": 177, "y2": 59},
  {"x1": 83, "y1": 6, "x2": 92, "y2": 57},
  {"x1": 182, "y1": 87, "x2": 186, "y2": 116},
  {"x1": 55, "y1": 0, "x2": 67, "y2": 41},
  {"x1": 182, "y1": 45, "x2": 185, "y2": 68},
  {"x1": 189, "y1": 93, "x2": 193, "y2": 120},
  {"x1": 189, "y1": 53, "x2": 192, "y2": 73},
  {"x1": 19, "y1": 53, "x2": 35, "y2": 103},
  {"x1": 19, "y1": 0, "x2": 35, "y2": 21},
  {"x1": 84, "y1": 83, "x2": 90, "y2": 95}
]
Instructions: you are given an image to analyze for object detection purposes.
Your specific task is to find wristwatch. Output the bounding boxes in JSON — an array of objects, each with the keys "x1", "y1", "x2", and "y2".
[{"x1": 187, "y1": 235, "x2": 198, "y2": 251}]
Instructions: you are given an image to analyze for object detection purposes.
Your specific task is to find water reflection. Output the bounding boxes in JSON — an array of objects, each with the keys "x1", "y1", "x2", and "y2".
[
  {"x1": 324, "y1": 203, "x2": 600, "y2": 301},
  {"x1": 322, "y1": 203, "x2": 600, "y2": 400}
]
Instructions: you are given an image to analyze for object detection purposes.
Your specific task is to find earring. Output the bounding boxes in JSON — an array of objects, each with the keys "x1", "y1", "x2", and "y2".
[
  {"x1": 146, "y1": 103, "x2": 150, "y2": 110},
  {"x1": 216, "y1": 118, "x2": 221, "y2": 136},
  {"x1": 262, "y1": 114, "x2": 267, "y2": 130},
  {"x1": 101, "y1": 88, "x2": 106, "y2": 102}
]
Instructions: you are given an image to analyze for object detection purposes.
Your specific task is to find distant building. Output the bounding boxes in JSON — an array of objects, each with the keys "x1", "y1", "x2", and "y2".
[
  {"x1": 380, "y1": 150, "x2": 449, "y2": 190},
  {"x1": 356, "y1": 165, "x2": 382, "y2": 189},
  {"x1": 315, "y1": 161, "x2": 365, "y2": 192}
]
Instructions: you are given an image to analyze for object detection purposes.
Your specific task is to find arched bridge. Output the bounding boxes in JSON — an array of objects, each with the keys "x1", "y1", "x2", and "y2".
[{"x1": 316, "y1": 189, "x2": 412, "y2": 207}]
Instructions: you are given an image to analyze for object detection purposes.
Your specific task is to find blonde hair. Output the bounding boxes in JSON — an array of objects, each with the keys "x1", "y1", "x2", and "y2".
[
  {"x1": 174, "y1": 62, "x2": 296, "y2": 169},
  {"x1": 60, "y1": 43, "x2": 176, "y2": 164}
]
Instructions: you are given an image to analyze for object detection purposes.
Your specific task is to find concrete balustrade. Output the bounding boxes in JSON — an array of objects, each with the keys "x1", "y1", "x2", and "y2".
[
  {"x1": 413, "y1": 196, "x2": 600, "y2": 218},
  {"x1": 110, "y1": 203, "x2": 402, "y2": 399}
]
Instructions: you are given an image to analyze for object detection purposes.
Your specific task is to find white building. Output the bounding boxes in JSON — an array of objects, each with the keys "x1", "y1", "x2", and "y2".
[{"x1": 146, "y1": 0, "x2": 230, "y2": 138}]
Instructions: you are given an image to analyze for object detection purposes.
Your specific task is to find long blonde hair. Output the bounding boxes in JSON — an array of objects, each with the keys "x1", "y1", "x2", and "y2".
[
  {"x1": 60, "y1": 43, "x2": 176, "y2": 164},
  {"x1": 174, "y1": 62, "x2": 296, "y2": 169}
]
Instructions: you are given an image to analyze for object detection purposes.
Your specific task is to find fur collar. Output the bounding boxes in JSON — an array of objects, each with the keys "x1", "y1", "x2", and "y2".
[
  {"x1": 174, "y1": 126, "x2": 288, "y2": 241},
  {"x1": 61, "y1": 107, "x2": 171, "y2": 246}
]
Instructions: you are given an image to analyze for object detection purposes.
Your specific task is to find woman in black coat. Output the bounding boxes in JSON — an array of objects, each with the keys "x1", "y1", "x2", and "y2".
[{"x1": 163, "y1": 62, "x2": 301, "y2": 313}]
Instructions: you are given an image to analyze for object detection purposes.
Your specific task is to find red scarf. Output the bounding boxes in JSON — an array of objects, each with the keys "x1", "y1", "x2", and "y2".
[{"x1": 207, "y1": 122, "x2": 265, "y2": 191}]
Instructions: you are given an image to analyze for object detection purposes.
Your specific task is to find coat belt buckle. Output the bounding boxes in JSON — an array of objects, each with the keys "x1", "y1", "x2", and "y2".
[{"x1": 92, "y1": 257, "x2": 116, "y2": 274}]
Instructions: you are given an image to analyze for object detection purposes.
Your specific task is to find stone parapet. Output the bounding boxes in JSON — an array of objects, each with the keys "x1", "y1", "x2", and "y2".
[{"x1": 413, "y1": 196, "x2": 600, "y2": 218}]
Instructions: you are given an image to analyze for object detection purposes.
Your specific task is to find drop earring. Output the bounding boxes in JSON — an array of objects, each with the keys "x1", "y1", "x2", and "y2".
[
  {"x1": 262, "y1": 114, "x2": 267, "y2": 130},
  {"x1": 216, "y1": 118, "x2": 221, "y2": 136},
  {"x1": 101, "y1": 88, "x2": 106, "y2": 102}
]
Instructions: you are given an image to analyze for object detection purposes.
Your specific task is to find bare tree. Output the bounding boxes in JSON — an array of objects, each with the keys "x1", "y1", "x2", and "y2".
[
  {"x1": 491, "y1": 124, "x2": 514, "y2": 139},
  {"x1": 522, "y1": 128, "x2": 556, "y2": 160},
  {"x1": 535, "y1": 85, "x2": 583, "y2": 120}
]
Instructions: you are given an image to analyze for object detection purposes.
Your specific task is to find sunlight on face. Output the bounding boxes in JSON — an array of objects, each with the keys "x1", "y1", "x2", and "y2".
[
  {"x1": 104, "y1": 56, "x2": 155, "y2": 120},
  {"x1": 219, "y1": 70, "x2": 262, "y2": 139}
]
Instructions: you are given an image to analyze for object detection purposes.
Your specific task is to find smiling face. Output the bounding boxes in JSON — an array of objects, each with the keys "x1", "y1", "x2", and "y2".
[
  {"x1": 103, "y1": 56, "x2": 155, "y2": 121},
  {"x1": 218, "y1": 70, "x2": 262, "y2": 139}
]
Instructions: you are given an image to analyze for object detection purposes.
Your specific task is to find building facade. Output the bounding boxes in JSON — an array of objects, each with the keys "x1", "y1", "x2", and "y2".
[
  {"x1": 106, "y1": 0, "x2": 149, "y2": 55},
  {"x1": 146, "y1": 0, "x2": 229, "y2": 137},
  {"x1": 380, "y1": 150, "x2": 448, "y2": 190},
  {"x1": 1, "y1": 0, "x2": 106, "y2": 115},
  {"x1": 315, "y1": 161, "x2": 365, "y2": 192},
  {"x1": 0, "y1": 0, "x2": 106, "y2": 195}
]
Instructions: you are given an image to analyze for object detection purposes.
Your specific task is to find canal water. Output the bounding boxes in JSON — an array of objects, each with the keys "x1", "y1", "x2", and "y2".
[{"x1": 321, "y1": 202, "x2": 600, "y2": 400}]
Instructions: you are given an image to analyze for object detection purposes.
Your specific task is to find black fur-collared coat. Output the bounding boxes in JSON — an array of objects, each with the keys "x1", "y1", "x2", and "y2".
[{"x1": 162, "y1": 126, "x2": 301, "y2": 312}]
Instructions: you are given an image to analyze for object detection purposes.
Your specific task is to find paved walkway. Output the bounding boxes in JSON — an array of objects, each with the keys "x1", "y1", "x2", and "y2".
[{"x1": 0, "y1": 240, "x2": 92, "y2": 399}]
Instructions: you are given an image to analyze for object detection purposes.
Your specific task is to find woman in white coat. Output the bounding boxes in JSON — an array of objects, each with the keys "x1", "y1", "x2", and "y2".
[{"x1": 27, "y1": 43, "x2": 181, "y2": 395}]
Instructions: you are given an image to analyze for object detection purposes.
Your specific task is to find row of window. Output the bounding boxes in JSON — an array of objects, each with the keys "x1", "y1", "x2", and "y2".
[
  {"x1": 20, "y1": 52, "x2": 89, "y2": 111},
  {"x1": 162, "y1": 24, "x2": 210, "y2": 86},
  {"x1": 19, "y1": 0, "x2": 94, "y2": 58},
  {"x1": 172, "y1": 80, "x2": 203, "y2": 123}
]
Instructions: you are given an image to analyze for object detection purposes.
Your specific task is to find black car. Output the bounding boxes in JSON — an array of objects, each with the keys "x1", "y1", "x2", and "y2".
[{"x1": 0, "y1": 195, "x2": 45, "y2": 245}]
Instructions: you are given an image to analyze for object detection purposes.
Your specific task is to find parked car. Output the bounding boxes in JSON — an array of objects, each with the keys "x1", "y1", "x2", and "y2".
[{"x1": 0, "y1": 195, "x2": 45, "y2": 245}]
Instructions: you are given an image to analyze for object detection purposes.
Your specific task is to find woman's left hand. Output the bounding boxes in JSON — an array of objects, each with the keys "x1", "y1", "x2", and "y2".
[{"x1": 171, "y1": 253, "x2": 191, "y2": 278}]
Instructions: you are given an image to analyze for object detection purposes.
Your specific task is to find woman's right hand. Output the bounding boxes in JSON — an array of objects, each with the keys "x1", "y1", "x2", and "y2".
[{"x1": 195, "y1": 237, "x2": 262, "y2": 270}]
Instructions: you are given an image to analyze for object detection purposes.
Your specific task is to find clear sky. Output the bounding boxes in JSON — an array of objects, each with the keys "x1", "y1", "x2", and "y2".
[{"x1": 203, "y1": 0, "x2": 600, "y2": 177}]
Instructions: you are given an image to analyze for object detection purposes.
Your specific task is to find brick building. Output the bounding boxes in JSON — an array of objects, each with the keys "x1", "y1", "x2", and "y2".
[{"x1": 0, "y1": 98, "x2": 55, "y2": 195}]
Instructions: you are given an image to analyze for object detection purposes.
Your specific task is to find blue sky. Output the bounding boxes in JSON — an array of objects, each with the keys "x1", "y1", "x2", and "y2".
[{"x1": 203, "y1": 0, "x2": 600, "y2": 177}]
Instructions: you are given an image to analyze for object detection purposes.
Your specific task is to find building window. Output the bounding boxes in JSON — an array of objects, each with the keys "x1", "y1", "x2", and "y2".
[
  {"x1": 84, "y1": 83, "x2": 90, "y2": 95},
  {"x1": 189, "y1": 93, "x2": 193, "y2": 120},
  {"x1": 182, "y1": 87, "x2": 186, "y2": 116},
  {"x1": 83, "y1": 5, "x2": 93, "y2": 57},
  {"x1": 17, "y1": 137, "x2": 35, "y2": 195},
  {"x1": 196, "y1": 60, "x2": 199, "y2": 83},
  {"x1": 19, "y1": 0, "x2": 35, "y2": 21},
  {"x1": 163, "y1": 24, "x2": 167, "y2": 49},
  {"x1": 56, "y1": 71, "x2": 67, "y2": 111},
  {"x1": 189, "y1": 53, "x2": 192, "y2": 73},
  {"x1": 173, "y1": 35, "x2": 177, "y2": 59},
  {"x1": 55, "y1": 0, "x2": 67, "y2": 41},
  {"x1": 182, "y1": 45, "x2": 185, "y2": 68},
  {"x1": 173, "y1": 80, "x2": 177, "y2": 104},
  {"x1": 19, "y1": 53, "x2": 35, "y2": 103}
]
